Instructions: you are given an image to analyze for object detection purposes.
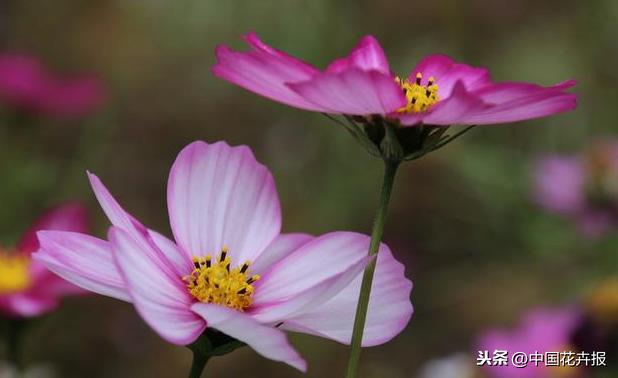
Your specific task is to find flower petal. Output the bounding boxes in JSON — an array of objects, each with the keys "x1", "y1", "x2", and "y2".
[
  {"x1": 88, "y1": 172, "x2": 147, "y2": 236},
  {"x1": 250, "y1": 233, "x2": 313, "y2": 275},
  {"x1": 0, "y1": 293, "x2": 57, "y2": 318},
  {"x1": 243, "y1": 32, "x2": 319, "y2": 77},
  {"x1": 17, "y1": 202, "x2": 89, "y2": 254},
  {"x1": 167, "y1": 141, "x2": 281, "y2": 264},
  {"x1": 88, "y1": 172, "x2": 190, "y2": 277},
  {"x1": 212, "y1": 36, "x2": 325, "y2": 111},
  {"x1": 191, "y1": 303, "x2": 307, "y2": 372},
  {"x1": 33, "y1": 231, "x2": 130, "y2": 301},
  {"x1": 408, "y1": 54, "x2": 491, "y2": 98},
  {"x1": 148, "y1": 230, "x2": 193, "y2": 277},
  {"x1": 250, "y1": 254, "x2": 370, "y2": 324},
  {"x1": 109, "y1": 227, "x2": 205, "y2": 345},
  {"x1": 326, "y1": 36, "x2": 391, "y2": 75},
  {"x1": 408, "y1": 54, "x2": 455, "y2": 81},
  {"x1": 475, "y1": 80, "x2": 576, "y2": 104},
  {"x1": 288, "y1": 68, "x2": 406, "y2": 115},
  {"x1": 532, "y1": 156, "x2": 585, "y2": 214},
  {"x1": 281, "y1": 244, "x2": 413, "y2": 346},
  {"x1": 252, "y1": 232, "x2": 369, "y2": 306},
  {"x1": 461, "y1": 91, "x2": 577, "y2": 125},
  {"x1": 36, "y1": 76, "x2": 105, "y2": 119}
]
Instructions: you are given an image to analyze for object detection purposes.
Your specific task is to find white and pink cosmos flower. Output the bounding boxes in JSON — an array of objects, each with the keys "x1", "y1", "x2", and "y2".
[
  {"x1": 34, "y1": 141, "x2": 413, "y2": 371},
  {"x1": 213, "y1": 33, "x2": 576, "y2": 126},
  {"x1": 0, "y1": 203, "x2": 89, "y2": 318}
]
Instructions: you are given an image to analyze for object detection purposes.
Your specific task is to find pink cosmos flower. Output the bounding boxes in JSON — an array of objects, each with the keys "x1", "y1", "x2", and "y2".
[
  {"x1": 476, "y1": 306, "x2": 582, "y2": 378},
  {"x1": 0, "y1": 54, "x2": 105, "y2": 119},
  {"x1": 33, "y1": 141, "x2": 413, "y2": 371},
  {"x1": 213, "y1": 33, "x2": 576, "y2": 126},
  {"x1": 533, "y1": 142, "x2": 618, "y2": 237},
  {"x1": 0, "y1": 203, "x2": 89, "y2": 318}
]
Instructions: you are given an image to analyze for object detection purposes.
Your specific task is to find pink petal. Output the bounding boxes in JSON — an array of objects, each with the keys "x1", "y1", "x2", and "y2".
[
  {"x1": 191, "y1": 303, "x2": 307, "y2": 372},
  {"x1": 253, "y1": 232, "x2": 370, "y2": 306},
  {"x1": 212, "y1": 39, "x2": 325, "y2": 111},
  {"x1": 17, "y1": 202, "x2": 89, "y2": 255},
  {"x1": 88, "y1": 172, "x2": 147, "y2": 236},
  {"x1": 475, "y1": 80, "x2": 576, "y2": 104},
  {"x1": 532, "y1": 156, "x2": 585, "y2": 214},
  {"x1": 148, "y1": 230, "x2": 194, "y2": 277},
  {"x1": 408, "y1": 54, "x2": 491, "y2": 98},
  {"x1": 250, "y1": 233, "x2": 313, "y2": 275},
  {"x1": 167, "y1": 141, "x2": 281, "y2": 264},
  {"x1": 462, "y1": 91, "x2": 577, "y2": 125},
  {"x1": 32, "y1": 270, "x2": 87, "y2": 297},
  {"x1": 0, "y1": 293, "x2": 57, "y2": 318},
  {"x1": 408, "y1": 54, "x2": 455, "y2": 80},
  {"x1": 288, "y1": 68, "x2": 406, "y2": 115},
  {"x1": 88, "y1": 172, "x2": 191, "y2": 277},
  {"x1": 326, "y1": 35, "x2": 391, "y2": 75},
  {"x1": 282, "y1": 244, "x2": 413, "y2": 346},
  {"x1": 397, "y1": 81, "x2": 488, "y2": 126},
  {"x1": 36, "y1": 76, "x2": 105, "y2": 119},
  {"x1": 109, "y1": 227, "x2": 205, "y2": 345},
  {"x1": 0, "y1": 54, "x2": 47, "y2": 109},
  {"x1": 33, "y1": 231, "x2": 130, "y2": 302},
  {"x1": 243, "y1": 32, "x2": 319, "y2": 77},
  {"x1": 250, "y1": 254, "x2": 370, "y2": 324},
  {"x1": 0, "y1": 54, "x2": 105, "y2": 119}
]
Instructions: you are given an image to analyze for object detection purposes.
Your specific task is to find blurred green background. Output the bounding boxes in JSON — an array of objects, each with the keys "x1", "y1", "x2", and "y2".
[{"x1": 0, "y1": 0, "x2": 616, "y2": 377}]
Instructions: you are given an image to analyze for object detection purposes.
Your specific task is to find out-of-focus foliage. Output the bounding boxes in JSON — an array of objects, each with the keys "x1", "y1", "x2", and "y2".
[{"x1": 0, "y1": 1, "x2": 616, "y2": 377}]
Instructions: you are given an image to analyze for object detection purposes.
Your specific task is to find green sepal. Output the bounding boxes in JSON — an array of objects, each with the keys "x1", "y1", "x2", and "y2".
[{"x1": 187, "y1": 328, "x2": 247, "y2": 359}]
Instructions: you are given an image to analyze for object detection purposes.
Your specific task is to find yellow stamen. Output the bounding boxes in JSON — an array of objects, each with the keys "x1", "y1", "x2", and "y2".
[
  {"x1": 183, "y1": 247, "x2": 259, "y2": 311},
  {"x1": 0, "y1": 249, "x2": 31, "y2": 295},
  {"x1": 396, "y1": 72, "x2": 440, "y2": 113}
]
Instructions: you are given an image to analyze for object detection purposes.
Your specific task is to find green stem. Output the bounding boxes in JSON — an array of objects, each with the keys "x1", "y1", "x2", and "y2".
[
  {"x1": 5, "y1": 319, "x2": 24, "y2": 372},
  {"x1": 187, "y1": 349, "x2": 210, "y2": 378},
  {"x1": 345, "y1": 160, "x2": 400, "y2": 378}
]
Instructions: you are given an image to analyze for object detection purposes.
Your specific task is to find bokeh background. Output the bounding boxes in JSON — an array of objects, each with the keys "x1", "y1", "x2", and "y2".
[{"x1": 0, "y1": 0, "x2": 617, "y2": 377}]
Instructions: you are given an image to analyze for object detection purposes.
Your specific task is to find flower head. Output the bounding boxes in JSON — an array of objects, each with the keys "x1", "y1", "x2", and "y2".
[
  {"x1": 0, "y1": 203, "x2": 89, "y2": 318},
  {"x1": 0, "y1": 54, "x2": 105, "y2": 119},
  {"x1": 533, "y1": 142, "x2": 618, "y2": 237},
  {"x1": 213, "y1": 33, "x2": 576, "y2": 127},
  {"x1": 34, "y1": 141, "x2": 413, "y2": 371},
  {"x1": 476, "y1": 306, "x2": 582, "y2": 378}
]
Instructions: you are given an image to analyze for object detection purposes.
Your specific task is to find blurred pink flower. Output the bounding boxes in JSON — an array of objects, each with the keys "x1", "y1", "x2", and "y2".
[
  {"x1": 533, "y1": 142, "x2": 618, "y2": 237},
  {"x1": 213, "y1": 33, "x2": 576, "y2": 126},
  {"x1": 0, "y1": 203, "x2": 89, "y2": 318},
  {"x1": 0, "y1": 54, "x2": 105, "y2": 119},
  {"x1": 476, "y1": 306, "x2": 582, "y2": 378},
  {"x1": 34, "y1": 141, "x2": 413, "y2": 371}
]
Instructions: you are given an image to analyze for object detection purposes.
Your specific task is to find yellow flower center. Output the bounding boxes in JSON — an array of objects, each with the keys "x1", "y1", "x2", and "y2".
[
  {"x1": 396, "y1": 72, "x2": 440, "y2": 113},
  {"x1": 183, "y1": 248, "x2": 259, "y2": 311},
  {"x1": 0, "y1": 249, "x2": 31, "y2": 295}
]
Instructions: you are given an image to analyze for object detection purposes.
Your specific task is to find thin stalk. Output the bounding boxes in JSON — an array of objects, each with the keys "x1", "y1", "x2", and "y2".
[
  {"x1": 187, "y1": 350, "x2": 210, "y2": 378},
  {"x1": 5, "y1": 319, "x2": 23, "y2": 372},
  {"x1": 345, "y1": 160, "x2": 400, "y2": 378}
]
